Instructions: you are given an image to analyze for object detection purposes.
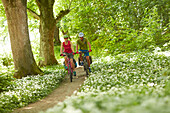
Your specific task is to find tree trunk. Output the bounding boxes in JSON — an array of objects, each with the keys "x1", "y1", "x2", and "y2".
[
  {"x1": 54, "y1": 26, "x2": 61, "y2": 46},
  {"x1": 2, "y1": 0, "x2": 43, "y2": 79},
  {"x1": 36, "y1": 0, "x2": 58, "y2": 66}
]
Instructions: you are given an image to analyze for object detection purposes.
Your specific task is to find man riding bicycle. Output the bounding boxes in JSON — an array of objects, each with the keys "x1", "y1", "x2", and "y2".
[
  {"x1": 76, "y1": 32, "x2": 92, "y2": 72},
  {"x1": 60, "y1": 35, "x2": 76, "y2": 76}
]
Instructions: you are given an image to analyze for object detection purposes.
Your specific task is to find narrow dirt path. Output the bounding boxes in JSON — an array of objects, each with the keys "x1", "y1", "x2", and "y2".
[{"x1": 13, "y1": 67, "x2": 86, "y2": 113}]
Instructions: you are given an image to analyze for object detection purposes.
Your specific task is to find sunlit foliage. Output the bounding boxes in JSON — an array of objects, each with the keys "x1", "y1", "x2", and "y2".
[{"x1": 43, "y1": 50, "x2": 170, "y2": 113}]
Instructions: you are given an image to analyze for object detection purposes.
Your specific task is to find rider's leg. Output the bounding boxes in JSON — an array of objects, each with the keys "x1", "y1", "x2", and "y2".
[
  {"x1": 64, "y1": 56, "x2": 68, "y2": 69},
  {"x1": 86, "y1": 56, "x2": 90, "y2": 67},
  {"x1": 79, "y1": 53, "x2": 83, "y2": 66},
  {"x1": 86, "y1": 54, "x2": 91, "y2": 72},
  {"x1": 70, "y1": 59, "x2": 75, "y2": 70},
  {"x1": 79, "y1": 53, "x2": 83, "y2": 61},
  {"x1": 70, "y1": 58, "x2": 76, "y2": 76},
  {"x1": 64, "y1": 56, "x2": 68, "y2": 65}
]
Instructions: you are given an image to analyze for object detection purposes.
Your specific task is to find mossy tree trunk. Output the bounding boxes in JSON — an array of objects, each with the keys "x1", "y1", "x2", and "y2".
[
  {"x1": 36, "y1": 0, "x2": 58, "y2": 66},
  {"x1": 2, "y1": 0, "x2": 43, "y2": 79},
  {"x1": 27, "y1": 1, "x2": 70, "y2": 66}
]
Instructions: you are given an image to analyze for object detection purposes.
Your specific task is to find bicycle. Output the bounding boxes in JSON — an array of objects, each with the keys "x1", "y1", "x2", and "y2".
[
  {"x1": 77, "y1": 51, "x2": 91, "y2": 77},
  {"x1": 61, "y1": 52, "x2": 75, "y2": 82}
]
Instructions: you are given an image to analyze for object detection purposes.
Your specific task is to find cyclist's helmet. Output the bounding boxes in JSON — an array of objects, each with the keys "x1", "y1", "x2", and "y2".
[
  {"x1": 78, "y1": 32, "x2": 84, "y2": 37},
  {"x1": 64, "y1": 35, "x2": 69, "y2": 39}
]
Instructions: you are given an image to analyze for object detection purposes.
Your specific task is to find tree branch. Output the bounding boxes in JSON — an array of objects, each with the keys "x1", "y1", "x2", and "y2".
[
  {"x1": 68, "y1": 0, "x2": 73, "y2": 9},
  {"x1": 36, "y1": 0, "x2": 41, "y2": 8},
  {"x1": 61, "y1": 29, "x2": 68, "y2": 35},
  {"x1": 55, "y1": 9, "x2": 70, "y2": 23},
  {"x1": 27, "y1": 8, "x2": 40, "y2": 20}
]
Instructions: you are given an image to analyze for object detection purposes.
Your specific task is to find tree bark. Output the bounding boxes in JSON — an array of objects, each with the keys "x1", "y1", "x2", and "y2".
[
  {"x1": 36, "y1": 0, "x2": 58, "y2": 66},
  {"x1": 54, "y1": 26, "x2": 61, "y2": 46},
  {"x1": 2, "y1": 0, "x2": 43, "y2": 78}
]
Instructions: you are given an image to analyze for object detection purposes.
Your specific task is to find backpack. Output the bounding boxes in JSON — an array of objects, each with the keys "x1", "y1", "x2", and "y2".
[
  {"x1": 63, "y1": 58, "x2": 77, "y2": 68},
  {"x1": 78, "y1": 56, "x2": 92, "y2": 65}
]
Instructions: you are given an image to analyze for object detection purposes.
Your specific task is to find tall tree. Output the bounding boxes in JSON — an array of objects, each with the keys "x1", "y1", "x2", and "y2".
[
  {"x1": 36, "y1": 0, "x2": 57, "y2": 66},
  {"x1": 27, "y1": 0, "x2": 70, "y2": 66},
  {"x1": 2, "y1": 0, "x2": 42, "y2": 78}
]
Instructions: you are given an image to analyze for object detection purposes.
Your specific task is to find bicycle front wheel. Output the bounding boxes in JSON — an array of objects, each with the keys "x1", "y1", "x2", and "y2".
[{"x1": 68, "y1": 63, "x2": 73, "y2": 82}]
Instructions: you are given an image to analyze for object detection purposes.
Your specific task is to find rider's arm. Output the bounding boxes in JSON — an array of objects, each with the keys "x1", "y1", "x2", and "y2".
[
  {"x1": 60, "y1": 43, "x2": 63, "y2": 54},
  {"x1": 76, "y1": 44, "x2": 78, "y2": 52},
  {"x1": 70, "y1": 42, "x2": 74, "y2": 53},
  {"x1": 88, "y1": 41, "x2": 91, "y2": 50}
]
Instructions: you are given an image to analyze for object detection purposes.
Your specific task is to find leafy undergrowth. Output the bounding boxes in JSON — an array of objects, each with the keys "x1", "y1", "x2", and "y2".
[
  {"x1": 0, "y1": 65, "x2": 66, "y2": 113},
  {"x1": 42, "y1": 50, "x2": 170, "y2": 113}
]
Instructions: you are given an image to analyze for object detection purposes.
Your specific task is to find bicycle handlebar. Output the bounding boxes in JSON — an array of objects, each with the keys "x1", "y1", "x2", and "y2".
[
  {"x1": 60, "y1": 52, "x2": 75, "y2": 56},
  {"x1": 60, "y1": 50, "x2": 92, "y2": 56}
]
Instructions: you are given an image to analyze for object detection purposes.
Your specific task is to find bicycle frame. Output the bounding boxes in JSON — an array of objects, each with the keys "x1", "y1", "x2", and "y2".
[{"x1": 63, "y1": 52, "x2": 73, "y2": 82}]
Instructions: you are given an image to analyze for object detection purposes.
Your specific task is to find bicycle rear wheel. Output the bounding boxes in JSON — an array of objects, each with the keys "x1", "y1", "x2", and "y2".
[{"x1": 68, "y1": 63, "x2": 73, "y2": 82}]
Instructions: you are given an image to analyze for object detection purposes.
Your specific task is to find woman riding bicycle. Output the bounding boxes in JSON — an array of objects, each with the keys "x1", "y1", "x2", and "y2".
[
  {"x1": 60, "y1": 35, "x2": 76, "y2": 76},
  {"x1": 76, "y1": 32, "x2": 92, "y2": 72}
]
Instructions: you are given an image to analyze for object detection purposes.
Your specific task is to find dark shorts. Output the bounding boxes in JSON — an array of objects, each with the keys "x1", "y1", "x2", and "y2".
[
  {"x1": 64, "y1": 53, "x2": 74, "y2": 59},
  {"x1": 79, "y1": 49, "x2": 89, "y2": 56}
]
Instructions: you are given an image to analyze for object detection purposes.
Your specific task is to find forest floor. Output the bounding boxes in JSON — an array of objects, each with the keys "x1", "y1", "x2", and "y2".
[{"x1": 12, "y1": 66, "x2": 86, "y2": 113}]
